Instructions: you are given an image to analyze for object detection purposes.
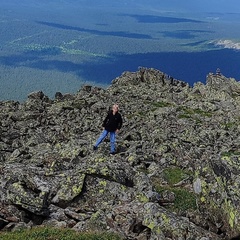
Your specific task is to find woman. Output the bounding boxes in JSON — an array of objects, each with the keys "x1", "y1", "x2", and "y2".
[{"x1": 93, "y1": 104, "x2": 123, "y2": 155}]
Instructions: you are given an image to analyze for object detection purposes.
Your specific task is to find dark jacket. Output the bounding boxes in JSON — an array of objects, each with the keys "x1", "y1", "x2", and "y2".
[{"x1": 102, "y1": 110, "x2": 122, "y2": 132}]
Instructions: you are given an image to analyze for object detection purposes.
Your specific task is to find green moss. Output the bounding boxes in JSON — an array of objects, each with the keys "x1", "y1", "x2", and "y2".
[
  {"x1": 223, "y1": 121, "x2": 238, "y2": 129},
  {"x1": 192, "y1": 108, "x2": 212, "y2": 117},
  {"x1": 152, "y1": 172, "x2": 197, "y2": 212},
  {"x1": 177, "y1": 106, "x2": 212, "y2": 119},
  {"x1": 178, "y1": 113, "x2": 192, "y2": 119},
  {"x1": 0, "y1": 226, "x2": 122, "y2": 240},
  {"x1": 221, "y1": 151, "x2": 240, "y2": 157},
  {"x1": 163, "y1": 167, "x2": 192, "y2": 185},
  {"x1": 151, "y1": 101, "x2": 173, "y2": 108},
  {"x1": 172, "y1": 188, "x2": 197, "y2": 211},
  {"x1": 156, "y1": 186, "x2": 197, "y2": 212}
]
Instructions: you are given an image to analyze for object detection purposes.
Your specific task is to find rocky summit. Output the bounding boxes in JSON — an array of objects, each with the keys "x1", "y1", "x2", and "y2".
[{"x1": 0, "y1": 67, "x2": 240, "y2": 240}]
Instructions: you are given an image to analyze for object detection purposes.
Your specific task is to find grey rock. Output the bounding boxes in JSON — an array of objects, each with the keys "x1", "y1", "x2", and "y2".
[{"x1": 0, "y1": 67, "x2": 240, "y2": 239}]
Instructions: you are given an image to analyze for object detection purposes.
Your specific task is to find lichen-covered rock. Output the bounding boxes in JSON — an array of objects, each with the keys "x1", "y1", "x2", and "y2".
[{"x1": 0, "y1": 67, "x2": 240, "y2": 239}]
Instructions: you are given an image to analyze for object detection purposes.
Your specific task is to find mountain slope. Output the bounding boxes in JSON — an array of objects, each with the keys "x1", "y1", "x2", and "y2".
[{"x1": 0, "y1": 67, "x2": 240, "y2": 239}]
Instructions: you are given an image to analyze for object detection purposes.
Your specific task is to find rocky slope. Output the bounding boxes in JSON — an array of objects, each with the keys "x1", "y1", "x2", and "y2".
[{"x1": 0, "y1": 67, "x2": 240, "y2": 240}]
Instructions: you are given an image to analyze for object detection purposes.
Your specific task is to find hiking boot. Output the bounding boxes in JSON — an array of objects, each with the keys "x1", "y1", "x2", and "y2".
[{"x1": 93, "y1": 146, "x2": 97, "y2": 151}]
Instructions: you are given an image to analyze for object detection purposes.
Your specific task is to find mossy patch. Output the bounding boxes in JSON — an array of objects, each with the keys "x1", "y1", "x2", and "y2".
[
  {"x1": 221, "y1": 151, "x2": 240, "y2": 157},
  {"x1": 151, "y1": 101, "x2": 173, "y2": 108},
  {"x1": 222, "y1": 121, "x2": 239, "y2": 129},
  {"x1": 163, "y1": 167, "x2": 192, "y2": 185},
  {"x1": 152, "y1": 168, "x2": 196, "y2": 212},
  {"x1": 177, "y1": 106, "x2": 212, "y2": 119},
  {"x1": 155, "y1": 185, "x2": 197, "y2": 212},
  {"x1": 0, "y1": 226, "x2": 122, "y2": 240}
]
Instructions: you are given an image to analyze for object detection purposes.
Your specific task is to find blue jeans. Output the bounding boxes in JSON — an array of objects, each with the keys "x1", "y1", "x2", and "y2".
[{"x1": 95, "y1": 130, "x2": 116, "y2": 153}]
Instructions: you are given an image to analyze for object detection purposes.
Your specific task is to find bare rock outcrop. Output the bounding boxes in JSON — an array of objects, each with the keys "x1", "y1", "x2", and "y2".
[{"x1": 0, "y1": 67, "x2": 240, "y2": 239}]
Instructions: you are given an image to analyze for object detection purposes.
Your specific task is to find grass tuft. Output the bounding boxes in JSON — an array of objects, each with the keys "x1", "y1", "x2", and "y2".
[
  {"x1": 153, "y1": 184, "x2": 197, "y2": 213},
  {"x1": 0, "y1": 227, "x2": 122, "y2": 240},
  {"x1": 163, "y1": 167, "x2": 191, "y2": 185},
  {"x1": 152, "y1": 167, "x2": 197, "y2": 212}
]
